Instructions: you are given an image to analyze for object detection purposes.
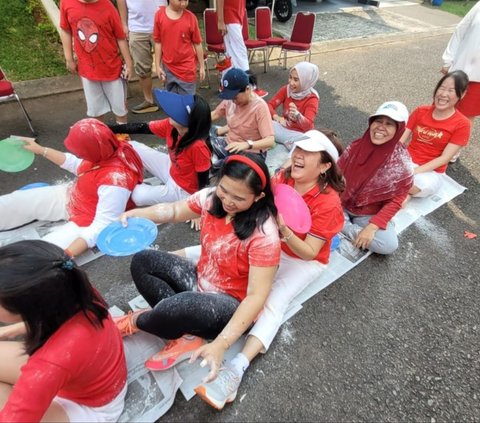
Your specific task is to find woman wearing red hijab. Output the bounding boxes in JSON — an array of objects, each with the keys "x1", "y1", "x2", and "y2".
[
  {"x1": 337, "y1": 102, "x2": 414, "y2": 255},
  {"x1": 0, "y1": 118, "x2": 143, "y2": 258}
]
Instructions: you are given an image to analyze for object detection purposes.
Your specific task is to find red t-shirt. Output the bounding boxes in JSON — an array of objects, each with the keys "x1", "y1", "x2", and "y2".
[
  {"x1": 268, "y1": 85, "x2": 319, "y2": 133},
  {"x1": 223, "y1": 0, "x2": 245, "y2": 24},
  {"x1": 187, "y1": 188, "x2": 281, "y2": 301},
  {"x1": 59, "y1": 0, "x2": 126, "y2": 81},
  {"x1": 149, "y1": 119, "x2": 211, "y2": 194},
  {"x1": 0, "y1": 313, "x2": 127, "y2": 423},
  {"x1": 272, "y1": 171, "x2": 344, "y2": 264},
  {"x1": 68, "y1": 161, "x2": 139, "y2": 227},
  {"x1": 407, "y1": 105, "x2": 471, "y2": 173},
  {"x1": 153, "y1": 7, "x2": 202, "y2": 82}
]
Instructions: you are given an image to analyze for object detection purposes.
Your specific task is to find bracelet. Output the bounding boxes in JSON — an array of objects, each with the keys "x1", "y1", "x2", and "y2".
[
  {"x1": 281, "y1": 230, "x2": 294, "y2": 242},
  {"x1": 43, "y1": 147, "x2": 49, "y2": 158},
  {"x1": 219, "y1": 333, "x2": 230, "y2": 349}
]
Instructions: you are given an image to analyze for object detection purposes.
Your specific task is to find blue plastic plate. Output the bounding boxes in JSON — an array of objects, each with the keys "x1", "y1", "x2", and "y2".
[
  {"x1": 19, "y1": 182, "x2": 50, "y2": 190},
  {"x1": 330, "y1": 234, "x2": 341, "y2": 251},
  {"x1": 96, "y1": 217, "x2": 158, "y2": 257}
]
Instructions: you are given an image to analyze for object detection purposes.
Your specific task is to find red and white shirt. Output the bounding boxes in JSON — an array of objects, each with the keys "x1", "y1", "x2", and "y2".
[{"x1": 187, "y1": 188, "x2": 281, "y2": 301}]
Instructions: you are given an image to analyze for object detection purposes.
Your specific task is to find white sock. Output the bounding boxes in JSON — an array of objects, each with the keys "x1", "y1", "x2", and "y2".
[{"x1": 229, "y1": 353, "x2": 249, "y2": 378}]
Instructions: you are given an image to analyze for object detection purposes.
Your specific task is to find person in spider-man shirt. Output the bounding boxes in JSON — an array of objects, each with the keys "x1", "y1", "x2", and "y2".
[{"x1": 59, "y1": 0, "x2": 134, "y2": 124}]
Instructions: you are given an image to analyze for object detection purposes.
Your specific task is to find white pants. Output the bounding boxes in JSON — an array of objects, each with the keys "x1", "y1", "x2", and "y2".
[
  {"x1": 53, "y1": 383, "x2": 127, "y2": 423},
  {"x1": 130, "y1": 141, "x2": 189, "y2": 206},
  {"x1": 0, "y1": 184, "x2": 69, "y2": 231},
  {"x1": 273, "y1": 121, "x2": 306, "y2": 148},
  {"x1": 412, "y1": 170, "x2": 442, "y2": 198},
  {"x1": 249, "y1": 252, "x2": 326, "y2": 352},
  {"x1": 0, "y1": 184, "x2": 84, "y2": 249},
  {"x1": 224, "y1": 23, "x2": 249, "y2": 71}
]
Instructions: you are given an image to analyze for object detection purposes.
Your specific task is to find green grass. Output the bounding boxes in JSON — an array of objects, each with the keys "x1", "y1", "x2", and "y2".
[
  {"x1": 0, "y1": 0, "x2": 67, "y2": 81},
  {"x1": 440, "y1": 0, "x2": 478, "y2": 17}
]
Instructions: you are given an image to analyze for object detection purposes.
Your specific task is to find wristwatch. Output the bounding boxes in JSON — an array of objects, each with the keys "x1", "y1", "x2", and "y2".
[{"x1": 247, "y1": 140, "x2": 254, "y2": 149}]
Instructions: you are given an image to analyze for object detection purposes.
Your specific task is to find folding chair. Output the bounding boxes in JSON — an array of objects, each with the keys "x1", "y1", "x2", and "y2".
[
  {"x1": 203, "y1": 8, "x2": 226, "y2": 86},
  {"x1": 255, "y1": 7, "x2": 287, "y2": 60},
  {"x1": 279, "y1": 12, "x2": 316, "y2": 69},
  {"x1": 242, "y1": 10, "x2": 268, "y2": 73},
  {"x1": 0, "y1": 67, "x2": 35, "y2": 135}
]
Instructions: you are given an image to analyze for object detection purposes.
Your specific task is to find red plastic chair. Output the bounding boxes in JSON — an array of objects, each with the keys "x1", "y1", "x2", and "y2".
[
  {"x1": 255, "y1": 7, "x2": 287, "y2": 60},
  {"x1": 0, "y1": 67, "x2": 35, "y2": 135},
  {"x1": 242, "y1": 10, "x2": 268, "y2": 73},
  {"x1": 203, "y1": 8, "x2": 226, "y2": 85},
  {"x1": 280, "y1": 12, "x2": 316, "y2": 69}
]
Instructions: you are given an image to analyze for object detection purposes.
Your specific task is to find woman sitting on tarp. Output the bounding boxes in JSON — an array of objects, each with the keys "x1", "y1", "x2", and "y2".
[
  {"x1": 338, "y1": 101, "x2": 414, "y2": 255},
  {"x1": 0, "y1": 119, "x2": 143, "y2": 258}
]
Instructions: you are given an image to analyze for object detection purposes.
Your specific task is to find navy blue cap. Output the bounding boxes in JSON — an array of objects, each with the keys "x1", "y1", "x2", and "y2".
[
  {"x1": 153, "y1": 89, "x2": 194, "y2": 127},
  {"x1": 218, "y1": 68, "x2": 250, "y2": 100}
]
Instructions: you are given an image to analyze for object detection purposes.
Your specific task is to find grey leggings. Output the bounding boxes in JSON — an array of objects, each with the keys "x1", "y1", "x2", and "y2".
[{"x1": 131, "y1": 250, "x2": 240, "y2": 340}]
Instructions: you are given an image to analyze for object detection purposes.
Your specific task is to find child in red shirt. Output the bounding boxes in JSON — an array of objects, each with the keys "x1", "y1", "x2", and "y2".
[
  {"x1": 153, "y1": 0, "x2": 205, "y2": 94},
  {"x1": 0, "y1": 240, "x2": 127, "y2": 422},
  {"x1": 59, "y1": 0, "x2": 133, "y2": 123}
]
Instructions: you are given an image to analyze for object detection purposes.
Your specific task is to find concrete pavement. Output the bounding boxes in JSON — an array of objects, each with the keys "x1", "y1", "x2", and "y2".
[{"x1": 1, "y1": 2, "x2": 479, "y2": 421}]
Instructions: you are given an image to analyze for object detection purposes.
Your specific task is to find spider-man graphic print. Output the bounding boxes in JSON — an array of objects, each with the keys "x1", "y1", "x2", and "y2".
[{"x1": 60, "y1": 0, "x2": 126, "y2": 81}]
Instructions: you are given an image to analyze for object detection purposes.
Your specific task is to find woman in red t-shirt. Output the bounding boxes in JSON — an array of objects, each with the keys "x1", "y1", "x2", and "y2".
[
  {"x1": 110, "y1": 90, "x2": 212, "y2": 208},
  {"x1": 194, "y1": 130, "x2": 346, "y2": 410},
  {"x1": 400, "y1": 71, "x2": 471, "y2": 198},
  {"x1": 115, "y1": 153, "x2": 281, "y2": 380},
  {"x1": 268, "y1": 61, "x2": 320, "y2": 149},
  {"x1": 0, "y1": 119, "x2": 143, "y2": 258},
  {"x1": 0, "y1": 240, "x2": 127, "y2": 422}
]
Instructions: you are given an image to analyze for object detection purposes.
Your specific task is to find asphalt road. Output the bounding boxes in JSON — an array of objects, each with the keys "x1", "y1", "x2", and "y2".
[{"x1": 1, "y1": 23, "x2": 479, "y2": 423}]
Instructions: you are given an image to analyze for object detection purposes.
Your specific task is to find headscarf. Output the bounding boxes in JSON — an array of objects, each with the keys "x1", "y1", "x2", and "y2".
[
  {"x1": 64, "y1": 118, "x2": 144, "y2": 182},
  {"x1": 287, "y1": 62, "x2": 320, "y2": 100},
  {"x1": 338, "y1": 119, "x2": 413, "y2": 210}
]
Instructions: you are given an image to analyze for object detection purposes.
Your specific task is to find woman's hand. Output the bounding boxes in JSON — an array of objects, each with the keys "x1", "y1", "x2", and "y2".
[
  {"x1": 189, "y1": 339, "x2": 228, "y2": 383},
  {"x1": 18, "y1": 137, "x2": 43, "y2": 155},
  {"x1": 226, "y1": 141, "x2": 249, "y2": 154},
  {"x1": 353, "y1": 223, "x2": 378, "y2": 250},
  {"x1": 187, "y1": 217, "x2": 201, "y2": 231},
  {"x1": 119, "y1": 208, "x2": 150, "y2": 227},
  {"x1": 276, "y1": 214, "x2": 291, "y2": 238},
  {"x1": 287, "y1": 102, "x2": 299, "y2": 121},
  {"x1": 0, "y1": 322, "x2": 26, "y2": 340}
]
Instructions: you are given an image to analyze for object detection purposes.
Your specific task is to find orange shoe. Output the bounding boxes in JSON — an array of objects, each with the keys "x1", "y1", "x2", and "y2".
[
  {"x1": 145, "y1": 335, "x2": 205, "y2": 371},
  {"x1": 113, "y1": 310, "x2": 147, "y2": 337}
]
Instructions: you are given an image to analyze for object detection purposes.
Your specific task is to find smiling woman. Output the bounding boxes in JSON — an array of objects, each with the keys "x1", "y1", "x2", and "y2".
[{"x1": 337, "y1": 101, "x2": 414, "y2": 255}]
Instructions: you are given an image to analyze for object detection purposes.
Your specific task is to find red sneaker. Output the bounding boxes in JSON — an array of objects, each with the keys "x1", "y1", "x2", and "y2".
[
  {"x1": 113, "y1": 309, "x2": 148, "y2": 337},
  {"x1": 145, "y1": 335, "x2": 205, "y2": 371}
]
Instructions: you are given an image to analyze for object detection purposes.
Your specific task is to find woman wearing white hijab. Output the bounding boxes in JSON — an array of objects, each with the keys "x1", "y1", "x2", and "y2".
[{"x1": 268, "y1": 61, "x2": 320, "y2": 149}]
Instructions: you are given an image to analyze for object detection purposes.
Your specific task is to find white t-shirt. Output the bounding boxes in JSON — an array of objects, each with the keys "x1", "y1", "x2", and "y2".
[{"x1": 126, "y1": 0, "x2": 166, "y2": 33}]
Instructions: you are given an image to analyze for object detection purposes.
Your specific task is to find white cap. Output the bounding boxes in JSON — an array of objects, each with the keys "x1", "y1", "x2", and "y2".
[
  {"x1": 293, "y1": 130, "x2": 339, "y2": 162},
  {"x1": 370, "y1": 101, "x2": 409, "y2": 123}
]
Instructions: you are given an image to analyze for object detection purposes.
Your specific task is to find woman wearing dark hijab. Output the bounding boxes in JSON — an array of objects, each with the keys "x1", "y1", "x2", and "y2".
[{"x1": 337, "y1": 101, "x2": 414, "y2": 255}]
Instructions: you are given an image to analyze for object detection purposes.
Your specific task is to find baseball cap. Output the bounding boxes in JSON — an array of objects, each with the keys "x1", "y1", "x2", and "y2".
[
  {"x1": 218, "y1": 68, "x2": 250, "y2": 100},
  {"x1": 153, "y1": 89, "x2": 194, "y2": 127},
  {"x1": 369, "y1": 101, "x2": 409, "y2": 123},
  {"x1": 293, "y1": 130, "x2": 339, "y2": 162}
]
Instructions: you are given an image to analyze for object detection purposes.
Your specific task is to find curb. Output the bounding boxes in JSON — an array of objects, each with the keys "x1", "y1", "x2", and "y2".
[{"x1": 15, "y1": 25, "x2": 455, "y2": 101}]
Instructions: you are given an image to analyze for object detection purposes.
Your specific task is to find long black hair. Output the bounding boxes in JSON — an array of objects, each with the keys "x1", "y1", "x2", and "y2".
[
  {"x1": 171, "y1": 95, "x2": 212, "y2": 155},
  {"x1": 209, "y1": 153, "x2": 277, "y2": 240},
  {"x1": 0, "y1": 240, "x2": 108, "y2": 355}
]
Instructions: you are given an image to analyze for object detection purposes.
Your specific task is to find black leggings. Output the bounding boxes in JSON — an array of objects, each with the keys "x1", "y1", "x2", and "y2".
[{"x1": 131, "y1": 250, "x2": 240, "y2": 340}]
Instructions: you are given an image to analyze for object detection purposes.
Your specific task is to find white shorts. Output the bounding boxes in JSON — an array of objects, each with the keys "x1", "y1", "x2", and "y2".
[
  {"x1": 53, "y1": 383, "x2": 127, "y2": 423},
  {"x1": 412, "y1": 168, "x2": 442, "y2": 198},
  {"x1": 81, "y1": 77, "x2": 128, "y2": 118}
]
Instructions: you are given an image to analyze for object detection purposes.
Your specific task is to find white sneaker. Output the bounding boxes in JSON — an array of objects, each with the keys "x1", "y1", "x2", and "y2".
[{"x1": 194, "y1": 366, "x2": 241, "y2": 410}]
